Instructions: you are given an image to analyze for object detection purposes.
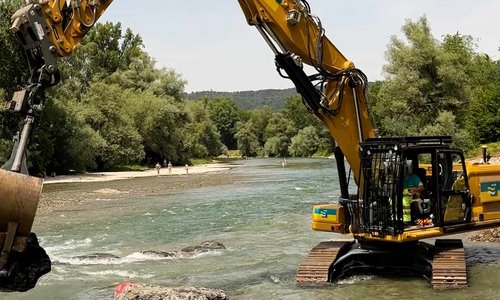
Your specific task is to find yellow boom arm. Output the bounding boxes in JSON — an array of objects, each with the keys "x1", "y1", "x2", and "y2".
[
  {"x1": 11, "y1": 0, "x2": 113, "y2": 58},
  {"x1": 238, "y1": 0, "x2": 377, "y2": 185}
]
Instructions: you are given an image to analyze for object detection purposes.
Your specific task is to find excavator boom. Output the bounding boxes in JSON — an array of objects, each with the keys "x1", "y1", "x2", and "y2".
[{"x1": 238, "y1": 0, "x2": 377, "y2": 186}]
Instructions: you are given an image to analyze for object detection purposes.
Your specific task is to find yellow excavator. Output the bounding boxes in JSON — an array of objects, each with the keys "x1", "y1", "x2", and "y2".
[{"x1": 1, "y1": 0, "x2": 500, "y2": 292}]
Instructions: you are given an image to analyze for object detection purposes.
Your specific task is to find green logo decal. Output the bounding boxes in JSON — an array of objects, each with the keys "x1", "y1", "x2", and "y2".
[{"x1": 481, "y1": 182, "x2": 498, "y2": 197}]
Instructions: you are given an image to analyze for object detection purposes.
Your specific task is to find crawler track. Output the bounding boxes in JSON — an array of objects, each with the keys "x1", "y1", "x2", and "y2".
[
  {"x1": 296, "y1": 241, "x2": 343, "y2": 285},
  {"x1": 432, "y1": 239, "x2": 467, "y2": 289}
]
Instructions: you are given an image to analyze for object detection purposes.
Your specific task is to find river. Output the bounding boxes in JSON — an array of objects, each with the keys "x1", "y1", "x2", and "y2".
[{"x1": 4, "y1": 158, "x2": 500, "y2": 299}]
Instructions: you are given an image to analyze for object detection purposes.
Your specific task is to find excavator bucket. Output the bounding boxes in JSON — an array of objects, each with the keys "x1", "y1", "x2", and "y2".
[{"x1": 0, "y1": 169, "x2": 43, "y2": 255}]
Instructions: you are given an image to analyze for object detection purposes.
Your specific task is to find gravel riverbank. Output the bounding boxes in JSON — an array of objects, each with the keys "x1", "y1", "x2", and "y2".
[{"x1": 38, "y1": 164, "x2": 237, "y2": 214}]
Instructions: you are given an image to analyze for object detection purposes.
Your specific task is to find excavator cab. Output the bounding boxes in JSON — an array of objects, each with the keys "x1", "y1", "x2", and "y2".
[
  {"x1": 359, "y1": 136, "x2": 472, "y2": 237},
  {"x1": 303, "y1": 136, "x2": 473, "y2": 285}
]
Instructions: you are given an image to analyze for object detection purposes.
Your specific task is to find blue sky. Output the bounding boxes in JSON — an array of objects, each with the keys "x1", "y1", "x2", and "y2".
[{"x1": 99, "y1": 0, "x2": 500, "y2": 92}]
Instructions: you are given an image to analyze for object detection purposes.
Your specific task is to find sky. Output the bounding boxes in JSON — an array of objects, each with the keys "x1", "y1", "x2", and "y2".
[{"x1": 99, "y1": 0, "x2": 500, "y2": 93}]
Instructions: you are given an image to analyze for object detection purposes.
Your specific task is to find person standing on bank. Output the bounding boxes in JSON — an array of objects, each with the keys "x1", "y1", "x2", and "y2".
[
  {"x1": 155, "y1": 162, "x2": 161, "y2": 175},
  {"x1": 168, "y1": 161, "x2": 172, "y2": 174}
]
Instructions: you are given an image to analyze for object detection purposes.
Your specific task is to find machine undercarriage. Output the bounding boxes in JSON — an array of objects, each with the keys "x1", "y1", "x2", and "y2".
[{"x1": 297, "y1": 238, "x2": 467, "y2": 289}]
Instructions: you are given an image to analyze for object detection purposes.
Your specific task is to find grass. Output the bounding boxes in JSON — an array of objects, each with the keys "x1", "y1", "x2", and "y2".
[
  {"x1": 189, "y1": 158, "x2": 212, "y2": 165},
  {"x1": 226, "y1": 150, "x2": 242, "y2": 158}
]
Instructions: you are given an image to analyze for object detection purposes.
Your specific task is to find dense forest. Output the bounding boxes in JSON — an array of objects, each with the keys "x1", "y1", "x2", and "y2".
[
  {"x1": 0, "y1": 0, "x2": 498, "y2": 175},
  {"x1": 185, "y1": 89, "x2": 297, "y2": 110}
]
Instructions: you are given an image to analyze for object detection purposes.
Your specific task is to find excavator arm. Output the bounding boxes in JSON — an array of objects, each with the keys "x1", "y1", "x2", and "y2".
[
  {"x1": 238, "y1": 0, "x2": 377, "y2": 191},
  {"x1": 13, "y1": 0, "x2": 114, "y2": 58},
  {"x1": 0, "y1": 1, "x2": 113, "y2": 292},
  {"x1": 10, "y1": 0, "x2": 113, "y2": 93}
]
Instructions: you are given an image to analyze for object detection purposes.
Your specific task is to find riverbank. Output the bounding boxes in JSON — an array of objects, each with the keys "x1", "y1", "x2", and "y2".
[
  {"x1": 38, "y1": 163, "x2": 237, "y2": 214},
  {"x1": 43, "y1": 163, "x2": 231, "y2": 184}
]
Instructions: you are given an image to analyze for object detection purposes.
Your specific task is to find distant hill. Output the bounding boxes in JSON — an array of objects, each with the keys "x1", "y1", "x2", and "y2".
[{"x1": 184, "y1": 88, "x2": 298, "y2": 110}]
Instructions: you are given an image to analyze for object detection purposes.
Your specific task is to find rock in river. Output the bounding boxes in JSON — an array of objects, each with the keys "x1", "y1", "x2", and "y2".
[
  {"x1": 114, "y1": 282, "x2": 228, "y2": 300},
  {"x1": 74, "y1": 253, "x2": 121, "y2": 260},
  {"x1": 181, "y1": 241, "x2": 225, "y2": 253},
  {"x1": 141, "y1": 250, "x2": 177, "y2": 258},
  {"x1": 0, "y1": 233, "x2": 51, "y2": 292}
]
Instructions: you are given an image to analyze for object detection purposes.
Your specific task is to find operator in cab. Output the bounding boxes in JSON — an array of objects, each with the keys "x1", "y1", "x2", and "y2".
[{"x1": 402, "y1": 161, "x2": 424, "y2": 224}]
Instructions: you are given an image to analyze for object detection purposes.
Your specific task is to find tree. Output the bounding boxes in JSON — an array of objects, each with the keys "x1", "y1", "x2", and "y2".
[
  {"x1": 373, "y1": 17, "x2": 479, "y2": 151},
  {"x1": 283, "y1": 95, "x2": 318, "y2": 130},
  {"x1": 184, "y1": 100, "x2": 224, "y2": 159},
  {"x1": 466, "y1": 55, "x2": 500, "y2": 143},
  {"x1": 0, "y1": 0, "x2": 29, "y2": 162},
  {"x1": 247, "y1": 106, "x2": 275, "y2": 148},
  {"x1": 420, "y1": 111, "x2": 475, "y2": 152},
  {"x1": 106, "y1": 53, "x2": 186, "y2": 101},
  {"x1": 283, "y1": 95, "x2": 335, "y2": 155},
  {"x1": 207, "y1": 97, "x2": 240, "y2": 150},
  {"x1": 28, "y1": 98, "x2": 105, "y2": 174},
  {"x1": 58, "y1": 22, "x2": 145, "y2": 92},
  {"x1": 0, "y1": 0, "x2": 28, "y2": 95},
  {"x1": 234, "y1": 120, "x2": 261, "y2": 157},
  {"x1": 289, "y1": 126, "x2": 320, "y2": 157},
  {"x1": 78, "y1": 82, "x2": 144, "y2": 169},
  {"x1": 263, "y1": 113, "x2": 297, "y2": 157},
  {"x1": 185, "y1": 121, "x2": 223, "y2": 158},
  {"x1": 125, "y1": 90, "x2": 191, "y2": 165}
]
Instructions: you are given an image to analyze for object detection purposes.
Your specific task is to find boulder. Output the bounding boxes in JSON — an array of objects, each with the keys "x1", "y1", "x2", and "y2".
[
  {"x1": 114, "y1": 282, "x2": 228, "y2": 300},
  {"x1": 74, "y1": 253, "x2": 121, "y2": 260},
  {"x1": 181, "y1": 241, "x2": 225, "y2": 253},
  {"x1": 141, "y1": 251, "x2": 177, "y2": 258},
  {"x1": 0, "y1": 233, "x2": 51, "y2": 292}
]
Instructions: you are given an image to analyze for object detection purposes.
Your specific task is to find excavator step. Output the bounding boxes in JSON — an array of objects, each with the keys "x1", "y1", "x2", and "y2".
[
  {"x1": 296, "y1": 241, "x2": 347, "y2": 285},
  {"x1": 432, "y1": 239, "x2": 467, "y2": 289}
]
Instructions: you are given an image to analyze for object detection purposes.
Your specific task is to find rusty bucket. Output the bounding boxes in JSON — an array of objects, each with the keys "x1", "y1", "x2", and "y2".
[{"x1": 0, "y1": 169, "x2": 43, "y2": 253}]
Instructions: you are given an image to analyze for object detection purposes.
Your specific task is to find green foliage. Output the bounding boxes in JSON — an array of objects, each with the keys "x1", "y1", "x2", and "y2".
[
  {"x1": 371, "y1": 16, "x2": 499, "y2": 152},
  {"x1": 185, "y1": 121, "x2": 223, "y2": 158},
  {"x1": 124, "y1": 90, "x2": 191, "y2": 165},
  {"x1": 468, "y1": 142, "x2": 500, "y2": 158},
  {"x1": 283, "y1": 95, "x2": 319, "y2": 130},
  {"x1": 289, "y1": 126, "x2": 320, "y2": 157},
  {"x1": 315, "y1": 127, "x2": 335, "y2": 156},
  {"x1": 376, "y1": 17, "x2": 471, "y2": 134},
  {"x1": 63, "y1": 23, "x2": 143, "y2": 79},
  {"x1": 0, "y1": 0, "x2": 30, "y2": 152},
  {"x1": 247, "y1": 106, "x2": 275, "y2": 148},
  {"x1": 419, "y1": 111, "x2": 475, "y2": 153},
  {"x1": 466, "y1": 55, "x2": 500, "y2": 143},
  {"x1": 184, "y1": 100, "x2": 224, "y2": 159},
  {"x1": 263, "y1": 113, "x2": 297, "y2": 157},
  {"x1": 207, "y1": 98, "x2": 240, "y2": 150},
  {"x1": 0, "y1": 0, "x2": 28, "y2": 94},
  {"x1": 29, "y1": 98, "x2": 105, "y2": 174},
  {"x1": 186, "y1": 88, "x2": 297, "y2": 110},
  {"x1": 78, "y1": 83, "x2": 144, "y2": 169},
  {"x1": 234, "y1": 120, "x2": 261, "y2": 157}
]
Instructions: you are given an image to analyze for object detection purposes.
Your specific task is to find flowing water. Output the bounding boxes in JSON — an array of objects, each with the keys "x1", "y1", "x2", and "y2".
[{"x1": 4, "y1": 158, "x2": 500, "y2": 299}]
